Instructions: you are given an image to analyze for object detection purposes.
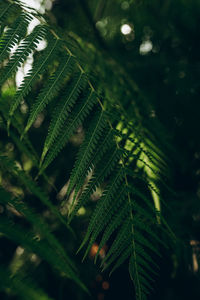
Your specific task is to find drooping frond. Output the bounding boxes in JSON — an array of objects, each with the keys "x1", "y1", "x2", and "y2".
[
  {"x1": 0, "y1": 1, "x2": 174, "y2": 299},
  {"x1": 41, "y1": 71, "x2": 87, "y2": 162},
  {"x1": 0, "y1": 12, "x2": 31, "y2": 64},
  {"x1": 0, "y1": 24, "x2": 46, "y2": 87},
  {"x1": 8, "y1": 35, "x2": 61, "y2": 128},
  {"x1": 39, "y1": 88, "x2": 97, "y2": 173},
  {"x1": 68, "y1": 146, "x2": 123, "y2": 222},
  {"x1": 23, "y1": 52, "x2": 76, "y2": 136},
  {"x1": 66, "y1": 109, "x2": 107, "y2": 198}
]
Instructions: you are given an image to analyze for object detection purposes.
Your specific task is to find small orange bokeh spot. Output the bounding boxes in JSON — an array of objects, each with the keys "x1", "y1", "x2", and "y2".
[
  {"x1": 90, "y1": 243, "x2": 99, "y2": 257},
  {"x1": 102, "y1": 281, "x2": 110, "y2": 290},
  {"x1": 90, "y1": 243, "x2": 107, "y2": 258}
]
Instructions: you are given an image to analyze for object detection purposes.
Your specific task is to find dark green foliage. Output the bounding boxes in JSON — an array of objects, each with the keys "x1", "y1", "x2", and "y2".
[
  {"x1": 0, "y1": 1, "x2": 186, "y2": 300},
  {"x1": 0, "y1": 267, "x2": 53, "y2": 300}
]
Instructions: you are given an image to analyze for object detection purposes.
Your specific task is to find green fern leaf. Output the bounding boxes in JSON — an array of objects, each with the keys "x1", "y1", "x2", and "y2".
[
  {"x1": 0, "y1": 12, "x2": 32, "y2": 64},
  {"x1": 66, "y1": 109, "x2": 107, "y2": 198},
  {"x1": 23, "y1": 52, "x2": 75, "y2": 136},
  {"x1": 0, "y1": 24, "x2": 46, "y2": 87},
  {"x1": 65, "y1": 126, "x2": 115, "y2": 213},
  {"x1": 68, "y1": 147, "x2": 122, "y2": 222},
  {"x1": 0, "y1": 2, "x2": 174, "y2": 299},
  {"x1": 39, "y1": 91, "x2": 101, "y2": 174},
  {"x1": 80, "y1": 169, "x2": 125, "y2": 258},
  {"x1": 8, "y1": 35, "x2": 60, "y2": 128},
  {"x1": 101, "y1": 219, "x2": 131, "y2": 269},
  {"x1": 95, "y1": 193, "x2": 129, "y2": 260},
  {"x1": 41, "y1": 71, "x2": 87, "y2": 162}
]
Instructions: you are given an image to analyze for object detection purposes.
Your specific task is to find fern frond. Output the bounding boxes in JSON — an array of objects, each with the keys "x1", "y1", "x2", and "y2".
[
  {"x1": 0, "y1": 12, "x2": 31, "y2": 64},
  {"x1": 8, "y1": 35, "x2": 61, "y2": 128},
  {"x1": 76, "y1": 156, "x2": 168, "y2": 300},
  {"x1": 39, "y1": 90, "x2": 99, "y2": 174},
  {"x1": 101, "y1": 219, "x2": 131, "y2": 269},
  {"x1": 0, "y1": 1, "x2": 174, "y2": 298},
  {"x1": 109, "y1": 245, "x2": 132, "y2": 275},
  {"x1": 66, "y1": 126, "x2": 115, "y2": 212},
  {"x1": 81, "y1": 178, "x2": 127, "y2": 261},
  {"x1": 23, "y1": 52, "x2": 75, "y2": 136},
  {"x1": 66, "y1": 109, "x2": 107, "y2": 198},
  {"x1": 68, "y1": 147, "x2": 122, "y2": 222},
  {"x1": 95, "y1": 193, "x2": 129, "y2": 260},
  {"x1": 0, "y1": 24, "x2": 46, "y2": 87},
  {"x1": 41, "y1": 71, "x2": 87, "y2": 162}
]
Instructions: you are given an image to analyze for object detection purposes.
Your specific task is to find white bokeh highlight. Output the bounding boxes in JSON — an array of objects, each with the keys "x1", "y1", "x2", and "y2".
[
  {"x1": 139, "y1": 40, "x2": 153, "y2": 55},
  {"x1": 120, "y1": 24, "x2": 132, "y2": 35}
]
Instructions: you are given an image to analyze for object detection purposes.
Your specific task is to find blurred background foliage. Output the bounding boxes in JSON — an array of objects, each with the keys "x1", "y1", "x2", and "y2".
[{"x1": 0, "y1": 0, "x2": 200, "y2": 299}]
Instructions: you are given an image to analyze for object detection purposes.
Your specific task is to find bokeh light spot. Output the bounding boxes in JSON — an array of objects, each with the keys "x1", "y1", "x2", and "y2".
[
  {"x1": 139, "y1": 40, "x2": 153, "y2": 55},
  {"x1": 121, "y1": 24, "x2": 132, "y2": 35}
]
